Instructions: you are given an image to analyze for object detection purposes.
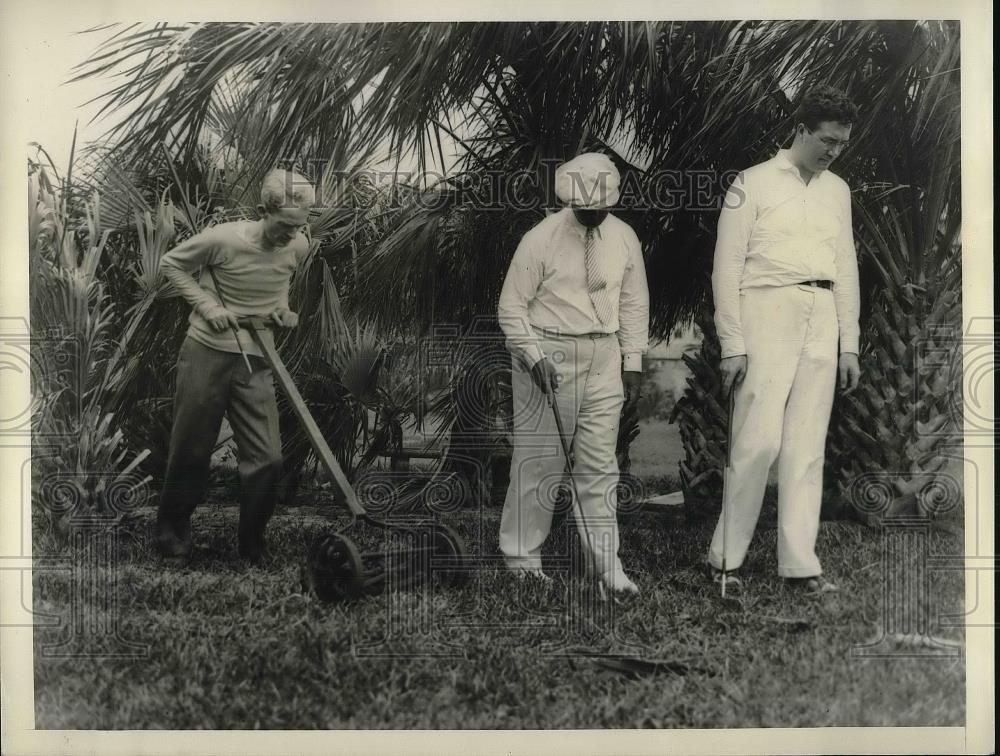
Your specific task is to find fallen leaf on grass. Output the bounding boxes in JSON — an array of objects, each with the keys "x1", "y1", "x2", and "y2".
[
  {"x1": 566, "y1": 648, "x2": 716, "y2": 679},
  {"x1": 759, "y1": 616, "x2": 814, "y2": 632},
  {"x1": 590, "y1": 656, "x2": 706, "y2": 679},
  {"x1": 722, "y1": 681, "x2": 745, "y2": 703}
]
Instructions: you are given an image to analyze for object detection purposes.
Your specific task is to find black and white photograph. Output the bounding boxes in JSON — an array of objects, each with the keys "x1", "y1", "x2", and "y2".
[{"x1": 1, "y1": 1, "x2": 993, "y2": 753}]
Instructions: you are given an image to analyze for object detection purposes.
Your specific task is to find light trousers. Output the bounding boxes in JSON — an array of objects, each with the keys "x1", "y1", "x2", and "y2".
[
  {"x1": 708, "y1": 284, "x2": 839, "y2": 577},
  {"x1": 500, "y1": 332, "x2": 626, "y2": 577}
]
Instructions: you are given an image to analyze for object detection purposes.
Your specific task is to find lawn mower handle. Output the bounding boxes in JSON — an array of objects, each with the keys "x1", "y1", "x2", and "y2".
[
  {"x1": 206, "y1": 267, "x2": 254, "y2": 374},
  {"x1": 230, "y1": 323, "x2": 472, "y2": 601},
  {"x1": 237, "y1": 317, "x2": 367, "y2": 519},
  {"x1": 237, "y1": 316, "x2": 274, "y2": 331}
]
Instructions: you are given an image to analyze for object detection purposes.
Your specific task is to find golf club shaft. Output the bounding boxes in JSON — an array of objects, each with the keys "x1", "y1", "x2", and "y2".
[
  {"x1": 206, "y1": 267, "x2": 254, "y2": 375},
  {"x1": 721, "y1": 381, "x2": 736, "y2": 598},
  {"x1": 547, "y1": 390, "x2": 605, "y2": 593}
]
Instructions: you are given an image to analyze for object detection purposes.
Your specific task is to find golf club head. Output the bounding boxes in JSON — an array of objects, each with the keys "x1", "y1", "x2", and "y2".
[{"x1": 718, "y1": 596, "x2": 742, "y2": 612}]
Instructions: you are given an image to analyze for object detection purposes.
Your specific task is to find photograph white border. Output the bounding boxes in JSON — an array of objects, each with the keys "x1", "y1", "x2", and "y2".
[{"x1": 1, "y1": 1, "x2": 993, "y2": 754}]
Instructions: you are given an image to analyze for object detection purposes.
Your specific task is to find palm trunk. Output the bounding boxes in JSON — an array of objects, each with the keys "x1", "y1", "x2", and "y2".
[
  {"x1": 670, "y1": 303, "x2": 727, "y2": 521},
  {"x1": 439, "y1": 335, "x2": 511, "y2": 507}
]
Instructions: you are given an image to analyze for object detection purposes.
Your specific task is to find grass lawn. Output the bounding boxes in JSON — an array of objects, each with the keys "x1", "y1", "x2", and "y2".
[
  {"x1": 32, "y1": 481, "x2": 965, "y2": 729},
  {"x1": 628, "y1": 419, "x2": 685, "y2": 481}
]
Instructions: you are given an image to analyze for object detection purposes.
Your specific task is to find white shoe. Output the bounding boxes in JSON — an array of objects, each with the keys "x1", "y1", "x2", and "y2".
[
  {"x1": 510, "y1": 567, "x2": 553, "y2": 584},
  {"x1": 601, "y1": 569, "x2": 639, "y2": 595}
]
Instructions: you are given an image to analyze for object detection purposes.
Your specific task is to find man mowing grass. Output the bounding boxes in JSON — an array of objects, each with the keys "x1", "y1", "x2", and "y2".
[
  {"x1": 497, "y1": 152, "x2": 649, "y2": 594},
  {"x1": 709, "y1": 86, "x2": 862, "y2": 594},
  {"x1": 154, "y1": 169, "x2": 314, "y2": 565}
]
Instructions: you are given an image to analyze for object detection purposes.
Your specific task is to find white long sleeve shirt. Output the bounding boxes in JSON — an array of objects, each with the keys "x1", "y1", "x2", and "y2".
[
  {"x1": 712, "y1": 149, "x2": 861, "y2": 358},
  {"x1": 498, "y1": 208, "x2": 650, "y2": 371}
]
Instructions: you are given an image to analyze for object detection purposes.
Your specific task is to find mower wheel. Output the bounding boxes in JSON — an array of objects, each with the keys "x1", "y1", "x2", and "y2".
[
  {"x1": 429, "y1": 522, "x2": 471, "y2": 587},
  {"x1": 306, "y1": 532, "x2": 368, "y2": 603}
]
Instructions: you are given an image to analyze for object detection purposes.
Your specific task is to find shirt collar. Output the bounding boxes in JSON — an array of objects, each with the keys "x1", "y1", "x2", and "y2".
[
  {"x1": 774, "y1": 149, "x2": 800, "y2": 173},
  {"x1": 774, "y1": 149, "x2": 829, "y2": 184},
  {"x1": 561, "y1": 207, "x2": 605, "y2": 240}
]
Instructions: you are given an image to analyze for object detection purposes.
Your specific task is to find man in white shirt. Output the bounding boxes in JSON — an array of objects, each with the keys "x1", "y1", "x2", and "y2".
[
  {"x1": 497, "y1": 152, "x2": 650, "y2": 594},
  {"x1": 709, "y1": 86, "x2": 862, "y2": 594}
]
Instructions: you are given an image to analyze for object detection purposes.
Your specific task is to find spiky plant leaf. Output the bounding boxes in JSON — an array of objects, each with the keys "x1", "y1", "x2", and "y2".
[{"x1": 823, "y1": 26, "x2": 961, "y2": 522}]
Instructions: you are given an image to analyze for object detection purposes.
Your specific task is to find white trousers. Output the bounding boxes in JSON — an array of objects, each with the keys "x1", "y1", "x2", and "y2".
[
  {"x1": 708, "y1": 284, "x2": 839, "y2": 578},
  {"x1": 500, "y1": 333, "x2": 625, "y2": 577}
]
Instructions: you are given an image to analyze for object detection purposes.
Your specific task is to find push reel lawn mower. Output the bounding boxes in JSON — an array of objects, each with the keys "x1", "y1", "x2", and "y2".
[{"x1": 213, "y1": 295, "x2": 471, "y2": 602}]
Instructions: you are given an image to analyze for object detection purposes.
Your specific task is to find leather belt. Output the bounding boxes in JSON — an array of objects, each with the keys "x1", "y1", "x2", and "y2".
[
  {"x1": 533, "y1": 327, "x2": 615, "y2": 340},
  {"x1": 799, "y1": 279, "x2": 833, "y2": 289}
]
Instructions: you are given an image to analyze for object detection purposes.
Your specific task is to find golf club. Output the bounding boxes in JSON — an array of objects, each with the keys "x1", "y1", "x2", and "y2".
[
  {"x1": 547, "y1": 388, "x2": 614, "y2": 601},
  {"x1": 721, "y1": 380, "x2": 736, "y2": 598}
]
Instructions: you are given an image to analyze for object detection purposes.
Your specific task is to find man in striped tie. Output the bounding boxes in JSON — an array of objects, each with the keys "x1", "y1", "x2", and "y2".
[{"x1": 497, "y1": 152, "x2": 650, "y2": 594}]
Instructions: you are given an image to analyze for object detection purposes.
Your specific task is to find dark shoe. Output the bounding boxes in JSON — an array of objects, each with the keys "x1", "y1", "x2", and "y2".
[
  {"x1": 153, "y1": 517, "x2": 193, "y2": 560},
  {"x1": 785, "y1": 575, "x2": 839, "y2": 594},
  {"x1": 238, "y1": 535, "x2": 272, "y2": 566},
  {"x1": 706, "y1": 563, "x2": 742, "y2": 589}
]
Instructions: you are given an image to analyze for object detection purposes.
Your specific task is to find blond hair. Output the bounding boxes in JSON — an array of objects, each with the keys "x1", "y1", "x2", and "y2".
[{"x1": 260, "y1": 169, "x2": 315, "y2": 211}]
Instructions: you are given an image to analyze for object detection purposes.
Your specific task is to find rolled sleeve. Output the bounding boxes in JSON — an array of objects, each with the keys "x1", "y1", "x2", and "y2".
[
  {"x1": 833, "y1": 186, "x2": 861, "y2": 354},
  {"x1": 618, "y1": 228, "x2": 649, "y2": 371},
  {"x1": 711, "y1": 172, "x2": 753, "y2": 358},
  {"x1": 498, "y1": 232, "x2": 546, "y2": 367}
]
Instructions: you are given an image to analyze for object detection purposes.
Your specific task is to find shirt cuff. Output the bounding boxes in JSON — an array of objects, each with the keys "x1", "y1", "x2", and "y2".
[
  {"x1": 622, "y1": 352, "x2": 643, "y2": 372},
  {"x1": 719, "y1": 338, "x2": 746, "y2": 359},
  {"x1": 200, "y1": 302, "x2": 227, "y2": 320},
  {"x1": 522, "y1": 343, "x2": 546, "y2": 368},
  {"x1": 839, "y1": 332, "x2": 860, "y2": 355}
]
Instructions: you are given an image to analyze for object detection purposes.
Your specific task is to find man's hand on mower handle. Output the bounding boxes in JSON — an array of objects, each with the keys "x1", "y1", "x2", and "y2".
[
  {"x1": 270, "y1": 308, "x2": 299, "y2": 329},
  {"x1": 531, "y1": 357, "x2": 560, "y2": 397},
  {"x1": 206, "y1": 306, "x2": 241, "y2": 333}
]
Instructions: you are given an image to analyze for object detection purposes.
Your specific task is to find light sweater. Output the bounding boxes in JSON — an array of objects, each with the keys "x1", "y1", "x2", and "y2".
[{"x1": 160, "y1": 220, "x2": 309, "y2": 357}]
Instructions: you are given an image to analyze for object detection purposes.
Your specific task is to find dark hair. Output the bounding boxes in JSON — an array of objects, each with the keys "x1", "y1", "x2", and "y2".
[{"x1": 794, "y1": 85, "x2": 858, "y2": 130}]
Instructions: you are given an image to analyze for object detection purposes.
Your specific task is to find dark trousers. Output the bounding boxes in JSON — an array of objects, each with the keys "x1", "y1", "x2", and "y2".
[{"x1": 156, "y1": 337, "x2": 284, "y2": 551}]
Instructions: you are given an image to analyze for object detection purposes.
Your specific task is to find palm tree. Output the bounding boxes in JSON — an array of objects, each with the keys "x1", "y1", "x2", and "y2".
[
  {"x1": 74, "y1": 22, "x2": 776, "y2": 333},
  {"x1": 670, "y1": 21, "x2": 962, "y2": 522},
  {"x1": 823, "y1": 22, "x2": 962, "y2": 523},
  {"x1": 71, "y1": 20, "x2": 961, "y2": 519}
]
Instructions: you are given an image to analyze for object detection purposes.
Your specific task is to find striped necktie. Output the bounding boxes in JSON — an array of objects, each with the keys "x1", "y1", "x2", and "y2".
[{"x1": 585, "y1": 226, "x2": 614, "y2": 326}]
